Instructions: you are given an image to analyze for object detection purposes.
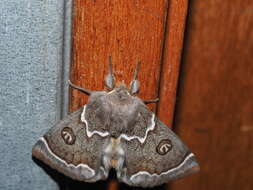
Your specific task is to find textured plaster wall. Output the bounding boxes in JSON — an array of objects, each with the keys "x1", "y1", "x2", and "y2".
[{"x1": 0, "y1": 0, "x2": 71, "y2": 189}]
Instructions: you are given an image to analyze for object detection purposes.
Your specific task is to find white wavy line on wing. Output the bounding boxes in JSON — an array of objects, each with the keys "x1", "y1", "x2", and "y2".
[
  {"x1": 81, "y1": 105, "x2": 156, "y2": 143},
  {"x1": 130, "y1": 153, "x2": 195, "y2": 182},
  {"x1": 81, "y1": 105, "x2": 110, "y2": 138},
  {"x1": 39, "y1": 137, "x2": 95, "y2": 178},
  {"x1": 119, "y1": 114, "x2": 156, "y2": 144}
]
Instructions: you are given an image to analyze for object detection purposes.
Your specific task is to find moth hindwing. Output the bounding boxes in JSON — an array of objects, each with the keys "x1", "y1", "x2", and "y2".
[{"x1": 32, "y1": 59, "x2": 199, "y2": 187}]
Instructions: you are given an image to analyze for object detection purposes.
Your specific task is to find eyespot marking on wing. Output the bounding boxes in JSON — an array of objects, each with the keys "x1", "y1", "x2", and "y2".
[
  {"x1": 156, "y1": 139, "x2": 172, "y2": 155},
  {"x1": 38, "y1": 137, "x2": 96, "y2": 179},
  {"x1": 61, "y1": 127, "x2": 76, "y2": 145}
]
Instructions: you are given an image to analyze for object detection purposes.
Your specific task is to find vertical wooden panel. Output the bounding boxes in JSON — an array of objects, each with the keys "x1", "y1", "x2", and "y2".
[
  {"x1": 157, "y1": 0, "x2": 188, "y2": 127},
  {"x1": 171, "y1": 0, "x2": 253, "y2": 189},
  {"x1": 69, "y1": 0, "x2": 188, "y2": 189},
  {"x1": 70, "y1": 0, "x2": 168, "y2": 113}
]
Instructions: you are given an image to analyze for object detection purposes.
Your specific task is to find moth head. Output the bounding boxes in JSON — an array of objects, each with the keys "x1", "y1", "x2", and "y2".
[
  {"x1": 104, "y1": 57, "x2": 141, "y2": 95},
  {"x1": 113, "y1": 84, "x2": 131, "y2": 100}
]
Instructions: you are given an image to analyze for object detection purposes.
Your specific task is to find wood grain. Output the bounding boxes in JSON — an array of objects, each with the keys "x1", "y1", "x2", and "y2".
[
  {"x1": 70, "y1": 0, "x2": 168, "y2": 113},
  {"x1": 171, "y1": 0, "x2": 253, "y2": 189},
  {"x1": 69, "y1": 0, "x2": 188, "y2": 190},
  {"x1": 157, "y1": 0, "x2": 188, "y2": 127}
]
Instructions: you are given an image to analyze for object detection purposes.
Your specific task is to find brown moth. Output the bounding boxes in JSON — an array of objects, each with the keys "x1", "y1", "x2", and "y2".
[{"x1": 32, "y1": 57, "x2": 199, "y2": 187}]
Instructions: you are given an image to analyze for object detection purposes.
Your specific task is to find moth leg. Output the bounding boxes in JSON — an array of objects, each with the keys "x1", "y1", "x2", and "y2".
[
  {"x1": 143, "y1": 98, "x2": 159, "y2": 104},
  {"x1": 68, "y1": 80, "x2": 92, "y2": 95}
]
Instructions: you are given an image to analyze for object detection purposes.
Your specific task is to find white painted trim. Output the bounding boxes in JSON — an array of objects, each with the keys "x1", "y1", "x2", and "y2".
[
  {"x1": 39, "y1": 137, "x2": 96, "y2": 178},
  {"x1": 130, "y1": 153, "x2": 195, "y2": 182}
]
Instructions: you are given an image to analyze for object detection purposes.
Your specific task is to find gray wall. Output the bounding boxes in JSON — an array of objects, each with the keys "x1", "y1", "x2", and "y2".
[{"x1": 0, "y1": 0, "x2": 72, "y2": 189}]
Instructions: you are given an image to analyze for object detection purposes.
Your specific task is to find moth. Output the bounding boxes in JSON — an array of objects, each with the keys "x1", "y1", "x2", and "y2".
[{"x1": 32, "y1": 57, "x2": 199, "y2": 188}]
